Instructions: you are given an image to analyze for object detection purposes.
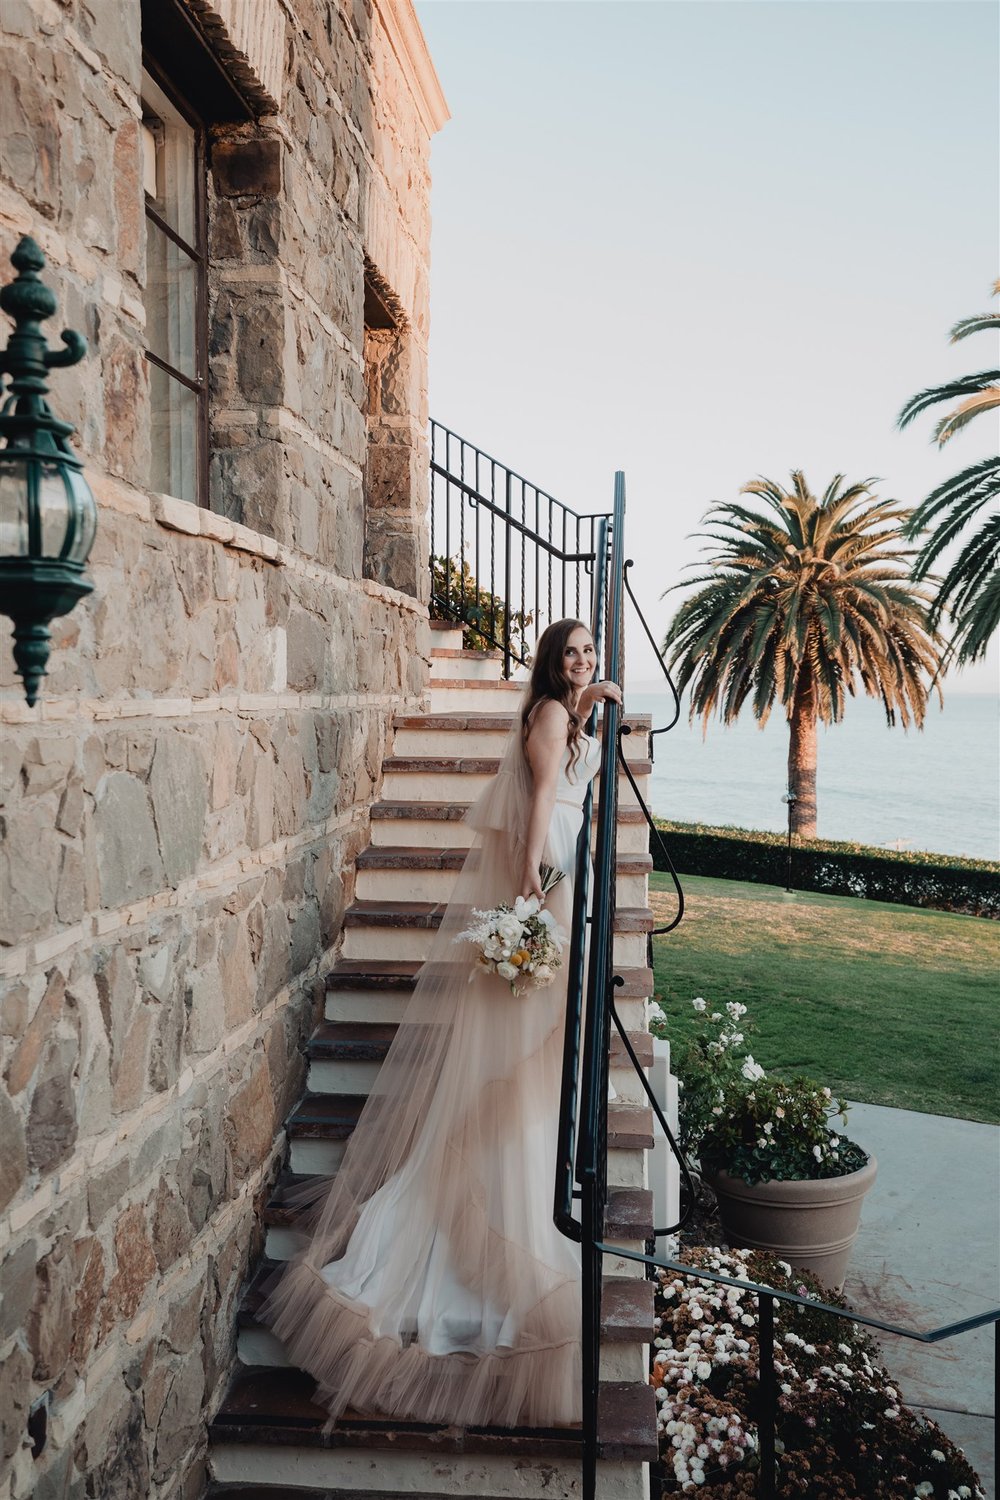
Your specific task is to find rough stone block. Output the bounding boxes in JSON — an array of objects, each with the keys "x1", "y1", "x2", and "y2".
[
  {"x1": 94, "y1": 773, "x2": 164, "y2": 909},
  {"x1": 149, "y1": 732, "x2": 208, "y2": 887}
]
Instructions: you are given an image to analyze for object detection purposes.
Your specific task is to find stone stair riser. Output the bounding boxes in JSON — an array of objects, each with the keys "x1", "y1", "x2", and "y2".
[
  {"x1": 324, "y1": 989, "x2": 651, "y2": 1031},
  {"x1": 339, "y1": 928, "x2": 650, "y2": 967},
  {"x1": 428, "y1": 685, "x2": 533, "y2": 713},
  {"x1": 356, "y1": 867, "x2": 649, "y2": 907},
  {"x1": 428, "y1": 655, "x2": 504, "y2": 682},
  {"x1": 307, "y1": 1057, "x2": 651, "y2": 1105},
  {"x1": 390, "y1": 726, "x2": 652, "y2": 763},
  {"x1": 369, "y1": 818, "x2": 652, "y2": 856},
  {"x1": 427, "y1": 625, "x2": 466, "y2": 651},
  {"x1": 208, "y1": 1442, "x2": 648, "y2": 1500},
  {"x1": 380, "y1": 770, "x2": 650, "y2": 806},
  {"x1": 288, "y1": 1134, "x2": 646, "y2": 1185}
]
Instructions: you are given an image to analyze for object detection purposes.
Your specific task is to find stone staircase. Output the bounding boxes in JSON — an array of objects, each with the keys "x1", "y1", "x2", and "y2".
[{"x1": 205, "y1": 622, "x2": 660, "y2": 1500}]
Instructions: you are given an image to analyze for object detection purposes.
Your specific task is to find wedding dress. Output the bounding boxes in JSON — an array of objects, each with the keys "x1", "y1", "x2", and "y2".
[{"x1": 260, "y1": 711, "x2": 603, "y2": 1430}]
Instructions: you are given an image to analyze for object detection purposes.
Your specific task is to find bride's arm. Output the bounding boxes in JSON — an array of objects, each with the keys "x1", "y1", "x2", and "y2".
[
  {"x1": 521, "y1": 700, "x2": 570, "y2": 899},
  {"x1": 576, "y1": 680, "x2": 623, "y2": 719}
]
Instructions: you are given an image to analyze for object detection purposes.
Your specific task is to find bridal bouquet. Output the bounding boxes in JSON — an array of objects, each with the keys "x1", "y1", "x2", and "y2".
[{"x1": 456, "y1": 865, "x2": 566, "y2": 996}]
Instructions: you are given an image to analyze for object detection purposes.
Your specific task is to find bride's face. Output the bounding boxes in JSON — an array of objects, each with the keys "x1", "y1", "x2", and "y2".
[{"x1": 562, "y1": 627, "x2": 596, "y2": 695}]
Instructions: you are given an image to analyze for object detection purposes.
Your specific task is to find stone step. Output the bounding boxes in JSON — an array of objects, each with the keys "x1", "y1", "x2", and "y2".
[
  {"x1": 208, "y1": 1367, "x2": 657, "y2": 1495},
  {"x1": 338, "y1": 901, "x2": 653, "y2": 967},
  {"x1": 428, "y1": 619, "x2": 465, "y2": 650},
  {"x1": 324, "y1": 960, "x2": 653, "y2": 1029},
  {"x1": 368, "y1": 801, "x2": 651, "y2": 854},
  {"x1": 304, "y1": 1019, "x2": 654, "y2": 1103},
  {"x1": 285, "y1": 1095, "x2": 654, "y2": 1181},
  {"x1": 390, "y1": 711, "x2": 652, "y2": 762},
  {"x1": 428, "y1": 679, "x2": 532, "y2": 713},
  {"x1": 379, "y1": 756, "x2": 652, "y2": 805},
  {"x1": 428, "y1": 649, "x2": 505, "y2": 682},
  {"x1": 236, "y1": 1262, "x2": 654, "y2": 1381},
  {"x1": 355, "y1": 846, "x2": 652, "y2": 906}
]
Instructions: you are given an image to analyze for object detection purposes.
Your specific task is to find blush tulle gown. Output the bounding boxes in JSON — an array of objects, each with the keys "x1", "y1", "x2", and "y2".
[{"x1": 260, "y1": 718, "x2": 602, "y2": 1429}]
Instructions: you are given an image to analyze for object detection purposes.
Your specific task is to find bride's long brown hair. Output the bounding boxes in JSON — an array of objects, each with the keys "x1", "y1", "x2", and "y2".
[{"x1": 521, "y1": 618, "x2": 594, "y2": 776}]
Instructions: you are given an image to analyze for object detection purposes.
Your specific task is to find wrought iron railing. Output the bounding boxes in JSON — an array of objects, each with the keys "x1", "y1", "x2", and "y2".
[
  {"x1": 427, "y1": 432, "x2": 999, "y2": 1499},
  {"x1": 429, "y1": 421, "x2": 611, "y2": 677}
]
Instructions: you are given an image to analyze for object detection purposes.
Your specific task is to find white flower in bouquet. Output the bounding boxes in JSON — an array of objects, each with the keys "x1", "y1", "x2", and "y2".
[{"x1": 455, "y1": 864, "x2": 567, "y2": 995}]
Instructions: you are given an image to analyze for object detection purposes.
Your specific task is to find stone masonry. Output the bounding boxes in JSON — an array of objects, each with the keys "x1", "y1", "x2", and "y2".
[{"x1": 0, "y1": 2, "x2": 447, "y2": 1497}]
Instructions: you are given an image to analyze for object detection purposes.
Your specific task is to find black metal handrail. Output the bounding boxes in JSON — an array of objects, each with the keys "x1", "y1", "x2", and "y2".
[
  {"x1": 597, "y1": 1241, "x2": 1000, "y2": 1500},
  {"x1": 429, "y1": 421, "x2": 612, "y2": 676}
]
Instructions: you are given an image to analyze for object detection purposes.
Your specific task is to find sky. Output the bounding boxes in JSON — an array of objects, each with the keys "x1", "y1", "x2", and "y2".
[{"x1": 415, "y1": 0, "x2": 999, "y2": 691}]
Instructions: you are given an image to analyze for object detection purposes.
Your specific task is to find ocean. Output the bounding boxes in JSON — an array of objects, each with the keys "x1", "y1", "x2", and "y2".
[{"x1": 624, "y1": 689, "x2": 999, "y2": 864}]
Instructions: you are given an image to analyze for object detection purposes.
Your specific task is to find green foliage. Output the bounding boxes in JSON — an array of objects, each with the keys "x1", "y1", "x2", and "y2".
[
  {"x1": 649, "y1": 871, "x2": 1000, "y2": 1125},
  {"x1": 898, "y1": 281, "x2": 1000, "y2": 665},
  {"x1": 429, "y1": 554, "x2": 534, "y2": 659},
  {"x1": 651, "y1": 818, "x2": 1000, "y2": 917},
  {"x1": 655, "y1": 998, "x2": 867, "y2": 1185}
]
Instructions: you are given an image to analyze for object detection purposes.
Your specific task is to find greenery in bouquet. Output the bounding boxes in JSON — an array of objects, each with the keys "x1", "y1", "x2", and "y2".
[
  {"x1": 657, "y1": 998, "x2": 868, "y2": 1186},
  {"x1": 650, "y1": 1245, "x2": 984, "y2": 1499}
]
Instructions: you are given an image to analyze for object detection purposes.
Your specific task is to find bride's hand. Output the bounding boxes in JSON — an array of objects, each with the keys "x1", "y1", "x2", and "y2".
[
  {"x1": 586, "y1": 680, "x2": 623, "y2": 706},
  {"x1": 519, "y1": 862, "x2": 545, "y2": 901}
]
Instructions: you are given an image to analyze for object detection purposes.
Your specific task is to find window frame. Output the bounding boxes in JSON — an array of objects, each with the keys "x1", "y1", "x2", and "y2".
[{"x1": 141, "y1": 55, "x2": 210, "y2": 509}]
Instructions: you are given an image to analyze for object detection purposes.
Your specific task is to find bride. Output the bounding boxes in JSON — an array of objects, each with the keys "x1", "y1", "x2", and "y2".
[{"x1": 260, "y1": 618, "x2": 623, "y2": 1429}]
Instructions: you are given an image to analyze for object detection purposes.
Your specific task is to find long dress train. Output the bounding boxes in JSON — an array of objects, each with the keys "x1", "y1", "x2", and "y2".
[{"x1": 259, "y1": 712, "x2": 603, "y2": 1430}]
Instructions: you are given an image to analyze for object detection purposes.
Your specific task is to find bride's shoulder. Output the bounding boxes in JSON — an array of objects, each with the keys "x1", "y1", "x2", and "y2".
[{"x1": 525, "y1": 697, "x2": 571, "y2": 738}]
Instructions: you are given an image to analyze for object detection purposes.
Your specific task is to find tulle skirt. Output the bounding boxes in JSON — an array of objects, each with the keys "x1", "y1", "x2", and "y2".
[{"x1": 259, "y1": 792, "x2": 586, "y2": 1429}]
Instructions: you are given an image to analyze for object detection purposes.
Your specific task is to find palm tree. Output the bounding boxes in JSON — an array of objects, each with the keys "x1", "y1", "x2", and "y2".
[
  {"x1": 662, "y1": 473, "x2": 943, "y2": 839},
  {"x1": 898, "y1": 283, "x2": 1000, "y2": 666}
]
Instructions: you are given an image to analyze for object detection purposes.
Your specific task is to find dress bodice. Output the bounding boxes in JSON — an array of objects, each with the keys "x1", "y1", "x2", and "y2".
[{"x1": 553, "y1": 733, "x2": 602, "y2": 808}]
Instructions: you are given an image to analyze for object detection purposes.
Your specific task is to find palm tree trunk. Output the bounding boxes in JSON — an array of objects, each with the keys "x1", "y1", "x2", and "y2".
[{"x1": 787, "y1": 677, "x2": 818, "y2": 838}]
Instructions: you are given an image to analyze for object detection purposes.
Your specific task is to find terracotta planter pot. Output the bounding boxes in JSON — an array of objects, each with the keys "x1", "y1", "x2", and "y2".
[{"x1": 704, "y1": 1154, "x2": 878, "y2": 1293}]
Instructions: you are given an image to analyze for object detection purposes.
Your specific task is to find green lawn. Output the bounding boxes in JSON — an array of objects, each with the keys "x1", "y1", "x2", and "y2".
[{"x1": 649, "y1": 871, "x2": 1000, "y2": 1124}]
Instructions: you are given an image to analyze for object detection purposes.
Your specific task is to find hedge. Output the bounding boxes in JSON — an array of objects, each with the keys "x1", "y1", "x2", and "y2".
[{"x1": 650, "y1": 819, "x2": 1000, "y2": 918}]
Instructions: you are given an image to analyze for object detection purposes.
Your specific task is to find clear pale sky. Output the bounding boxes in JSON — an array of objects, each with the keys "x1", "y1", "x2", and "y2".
[{"x1": 416, "y1": 0, "x2": 999, "y2": 692}]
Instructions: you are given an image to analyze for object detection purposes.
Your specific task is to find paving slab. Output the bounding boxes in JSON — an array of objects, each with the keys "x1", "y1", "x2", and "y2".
[{"x1": 841, "y1": 1101, "x2": 999, "y2": 1498}]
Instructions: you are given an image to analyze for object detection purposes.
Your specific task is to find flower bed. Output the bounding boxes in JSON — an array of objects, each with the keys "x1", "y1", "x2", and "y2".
[{"x1": 650, "y1": 1246, "x2": 985, "y2": 1498}]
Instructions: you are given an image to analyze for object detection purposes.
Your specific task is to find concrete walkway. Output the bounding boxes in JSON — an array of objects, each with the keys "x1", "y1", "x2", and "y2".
[{"x1": 842, "y1": 1101, "x2": 999, "y2": 1499}]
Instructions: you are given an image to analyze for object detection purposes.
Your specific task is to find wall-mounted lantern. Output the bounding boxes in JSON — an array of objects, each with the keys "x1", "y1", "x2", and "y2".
[{"x1": 0, "y1": 236, "x2": 97, "y2": 707}]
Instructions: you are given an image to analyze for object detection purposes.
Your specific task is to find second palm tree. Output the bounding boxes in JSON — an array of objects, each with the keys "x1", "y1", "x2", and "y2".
[{"x1": 662, "y1": 473, "x2": 943, "y2": 839}]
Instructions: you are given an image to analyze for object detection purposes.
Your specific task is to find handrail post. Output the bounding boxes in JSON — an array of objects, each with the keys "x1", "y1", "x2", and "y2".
[{"x1": 757, "y1": 1292, "x2": 777, "y2": 1500}]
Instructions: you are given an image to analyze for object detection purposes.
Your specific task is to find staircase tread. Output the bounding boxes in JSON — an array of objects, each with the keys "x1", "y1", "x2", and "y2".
[
  {"x1": 210, "y1": 1365, "x2": 656, "y2": 1461},
  {"x1": 308, "y1": 1018, "x2": 653, "y2": 1067},
  {"x1": 606, "y1": 1103, "x2": 655, "y2": 1151},
  {"x1": 392, "y1": 711, "x2": 653, "y2": 732},
  {"x1": 606, "y1": 1187, "x2": 655, "y2": 1239},
  {"x1": 431, "y1": 647, "x2": 503, "y2": 660},
  {"x1": 357, "y1": 845, "x2": 653, "y2": 874},
  {"x1": 371, "y1": 798, "x2": 648, "y2": 823},
  {"x1": 429, "y1": 676, "x2": 526, "y2": 691},
  {"x1": 287, "y1": 1095, "x2": 653, "y2": 1152},
  {"x1": 600, "y1": 1277, "x2": 656, "y2": 1341},
  {"x1": 327, "y1": 959, "x2": 422, "y2": 988},
  {"x1": 326, "y1": 960, "x2": 654, "y2": 996},
  {"x1": 383, "y1": 754, "x2": 654, "y2": 776},
  {"x1": 344, "y1": 899, "x2": 654, "y2": 932}
]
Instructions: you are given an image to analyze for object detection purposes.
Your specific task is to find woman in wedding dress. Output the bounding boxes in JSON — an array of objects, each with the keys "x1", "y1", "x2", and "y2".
[{"x1": 260, "y1": 619, "x2": 622, "y2": 1430}]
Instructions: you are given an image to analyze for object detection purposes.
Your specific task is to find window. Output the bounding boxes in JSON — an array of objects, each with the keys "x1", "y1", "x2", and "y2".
[{"x1": 141, "y1": 66, "x2": 208, "y2": 506}]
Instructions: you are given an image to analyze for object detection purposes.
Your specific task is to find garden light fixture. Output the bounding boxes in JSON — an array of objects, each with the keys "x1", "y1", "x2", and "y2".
[{"x1": 0, "y1": 236, "x2": 97, "y2": 706}]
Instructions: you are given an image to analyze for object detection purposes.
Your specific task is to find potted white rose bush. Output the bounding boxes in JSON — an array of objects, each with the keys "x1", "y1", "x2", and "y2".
[{"x1": 661, "y1": 998, "x2": 877, "y2": 1291}]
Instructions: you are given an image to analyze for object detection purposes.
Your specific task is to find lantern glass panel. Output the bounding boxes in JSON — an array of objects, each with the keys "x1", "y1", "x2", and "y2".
[
  {"x1": 65, "y1": 467, "x2": 98, "y2": 563},
  {"x1": 38, "y1": 461, "x2": 71, "y2": 558},
  {"x1": 0, "y1": 458, "x2": 30, "y2": 556}
]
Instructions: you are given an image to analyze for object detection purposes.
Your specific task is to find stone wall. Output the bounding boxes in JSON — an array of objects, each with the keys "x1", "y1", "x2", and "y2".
[{"x1": 0, "y1": 2, "x2": 446, "y2": 1497}]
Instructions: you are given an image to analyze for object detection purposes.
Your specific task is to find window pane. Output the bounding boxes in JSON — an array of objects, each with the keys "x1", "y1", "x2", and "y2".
[
  {"x1": 0, "y1": 459, "x2": 30, "y2": 555},
  {"x1": 149, "y1": 361, "x2": 199, "y2": 504},
  {"x1": 146, "y1": 216, "x2": 199, "y2": 379},
  {"x1": 141, "y1": 69, "x2": 197, "y2": 248}
]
